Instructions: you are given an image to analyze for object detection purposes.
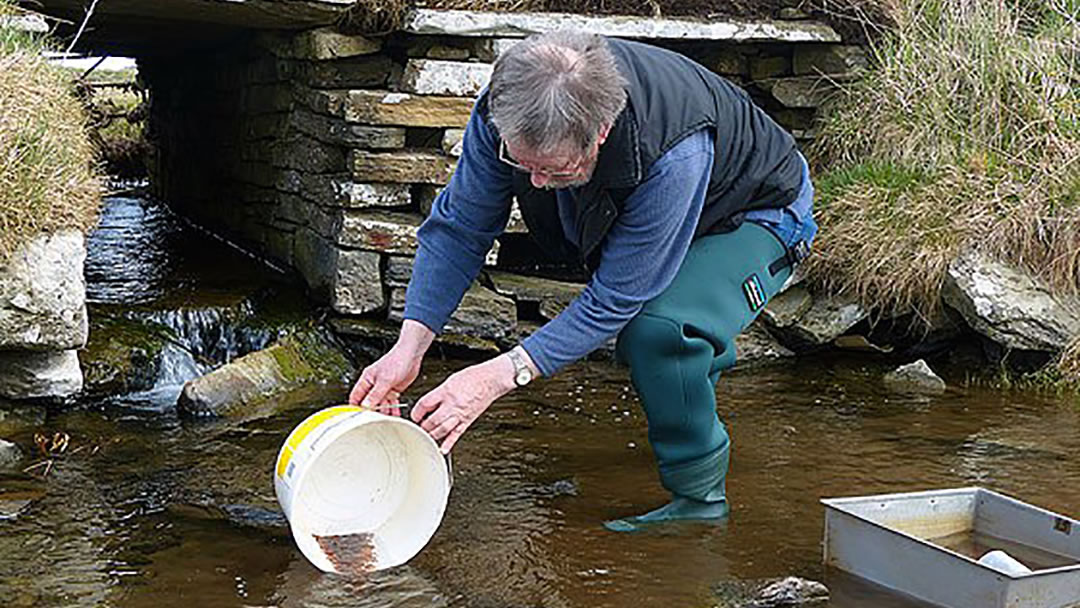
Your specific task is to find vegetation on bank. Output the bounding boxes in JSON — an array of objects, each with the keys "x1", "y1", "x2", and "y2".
[
  {"x1": 0, "y1": 2, "x2": 101, "y2": 263},
  {"x1": 808, "y1": 0, "x2": 1078, "y2": 341}
]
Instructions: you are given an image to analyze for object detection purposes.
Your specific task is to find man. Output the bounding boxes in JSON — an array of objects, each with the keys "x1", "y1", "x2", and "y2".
[{"x1": 349, "y1": 30, "x2": 817, "y2": 531}]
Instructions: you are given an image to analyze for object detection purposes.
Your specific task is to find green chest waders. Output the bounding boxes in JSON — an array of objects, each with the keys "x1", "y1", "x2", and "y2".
[{"x1": 607, "y1": 222, "x2": 798, "y2": 531}]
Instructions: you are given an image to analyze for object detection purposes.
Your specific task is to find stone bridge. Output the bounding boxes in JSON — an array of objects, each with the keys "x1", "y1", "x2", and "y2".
[{"x1": 29, "y1": 0, "x2": 868, "y2": 355}]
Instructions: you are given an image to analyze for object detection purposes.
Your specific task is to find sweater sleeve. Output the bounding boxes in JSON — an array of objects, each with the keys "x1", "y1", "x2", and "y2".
[
  {"x1": 521, "y1": 129, "x2": 715, "y2": 375},
  {"x1": 403, "y1": 101, "x2": 514, "y2": 333}
]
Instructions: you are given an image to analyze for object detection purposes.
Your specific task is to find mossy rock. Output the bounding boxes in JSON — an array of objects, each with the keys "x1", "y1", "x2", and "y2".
[
  {"x1": 177, "y1": 324, "x2": 355, "y2": 420},
  {"x1": 80, "y1": 313, "x2": 170, "y2": 397}
]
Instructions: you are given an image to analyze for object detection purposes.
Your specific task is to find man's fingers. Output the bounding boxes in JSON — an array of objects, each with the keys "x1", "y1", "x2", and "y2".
[
  {"x1": 362, "y1": 378, "x2": 392, "y2": 408},
  {"x1": 427, "y1": 415, "x2": 459, "y2": 442},
  {"x1": 348, "y1": 374, "x2": 374, "y2": 405},
  {"x1": 411, "y1": 390, "x2": 440, "y2": 423},
  {"x1": 440, "y1": 425, "x2": 466, "y2": 454}
]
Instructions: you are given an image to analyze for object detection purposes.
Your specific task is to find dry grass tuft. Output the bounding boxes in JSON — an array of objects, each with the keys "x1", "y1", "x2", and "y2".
[
  {"x1": 1058, "y1": 336, "x2": 1080, "y2": 388},
  {"x1": 809, "y1": 0, "x2": 1080, "y2": 322},
  {"x1": 0, "y1": 3, "x2": 101, "y2": 263}
]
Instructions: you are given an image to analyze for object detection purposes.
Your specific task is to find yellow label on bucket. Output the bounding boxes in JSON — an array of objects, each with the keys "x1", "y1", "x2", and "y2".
[{"x1": 276, "y1": 405, "x2": 363, "y2": 479}]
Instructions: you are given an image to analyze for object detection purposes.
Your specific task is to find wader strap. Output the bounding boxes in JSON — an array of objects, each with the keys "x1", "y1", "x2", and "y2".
[{"x1": 768, "y1": 240, "x2": 811, "y2": 277}]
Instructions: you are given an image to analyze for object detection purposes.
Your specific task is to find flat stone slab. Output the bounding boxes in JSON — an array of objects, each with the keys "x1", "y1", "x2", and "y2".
[
  {"x1": 404, "y1": 8, "x2": 840, "y2": 43},
  {"x1": 401, "y1": 59, "x2": 493, "y2": 97},
  {"x1": 335, "y1": 210, "x2": 422, "y2": 254},
  {"x1": 390, "y1": 283, "x2": 517, "y2": 340},
  {"x1": 34, "y1": 0, "x2": 355, "y2": 30},
  {"x1": 343, "y1": 90, "x2": 474, "y2": 128},
  {"x1": 488, "y1": 271, "x2": 582, "y2": 320},
  {"x1": 351, "y1": 149, "x2": 457, "y2": 185}
]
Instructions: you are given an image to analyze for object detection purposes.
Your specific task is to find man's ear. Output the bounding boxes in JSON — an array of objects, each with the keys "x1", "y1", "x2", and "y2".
[{"x1": 596, "y1": 123, "x2": 612, "y2": 145}]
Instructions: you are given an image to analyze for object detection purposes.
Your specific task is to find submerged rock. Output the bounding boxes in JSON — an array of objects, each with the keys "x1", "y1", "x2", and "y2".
[
  {"x1": 0, "y1": 438, "x2": 22, "y2": 469},
  {"x1": 942, "y1": 249, "x2": 1080, "y2": 353},
  {"x1": 80, "y1": 313, "x2": 169, "y2": 397},
  {"x1": 178, "y1": 326, "x2": 354, "y2": 419},
  {"x1": 885, "y1": 359, "x2": 946, "y2": 394},
  {"x1": 734, "y1": 322, "x2": 795, "y2": 366},
  {"x1": 0, "y1": 401, "x2": 46, "y2": 437}
]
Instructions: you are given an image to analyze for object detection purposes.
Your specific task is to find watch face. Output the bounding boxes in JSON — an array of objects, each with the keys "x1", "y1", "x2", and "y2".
[{"x1": 516, "y1": 370, "x2": 531, "y2": 386}]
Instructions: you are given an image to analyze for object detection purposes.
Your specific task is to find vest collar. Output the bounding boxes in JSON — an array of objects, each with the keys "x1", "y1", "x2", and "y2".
[{"x1": 586, "y1": 98, "x2": 642, "y2": 190}]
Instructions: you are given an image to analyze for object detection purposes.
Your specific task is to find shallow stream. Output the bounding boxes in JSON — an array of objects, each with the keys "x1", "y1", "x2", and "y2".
[{"x1": 1, "y1": 193, "x2": 1078, "y2": 607}]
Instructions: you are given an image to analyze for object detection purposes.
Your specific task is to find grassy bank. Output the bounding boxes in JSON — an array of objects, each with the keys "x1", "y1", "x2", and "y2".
[
  {"x1": 809, "y1": 0, "x2": 1079, "y2": 321},
  {"x1": 0, "y1": 2, "x2": 101, "y2": 263}
]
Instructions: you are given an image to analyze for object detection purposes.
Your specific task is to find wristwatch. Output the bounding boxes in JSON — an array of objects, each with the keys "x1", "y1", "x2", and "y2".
[{"x1": 507, "y1": 348, "x2": 534, "y2": 387}]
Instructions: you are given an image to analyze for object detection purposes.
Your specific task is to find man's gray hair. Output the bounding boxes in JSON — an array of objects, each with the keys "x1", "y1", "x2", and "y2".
[{"x1": 489, "y1": 30, "x2": 628, "y2": 155}]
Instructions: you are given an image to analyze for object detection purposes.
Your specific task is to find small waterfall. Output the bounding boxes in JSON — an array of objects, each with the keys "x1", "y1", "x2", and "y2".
[
  {"x1": 86, "y1": 187, "x2": 304, "y2": 410},
  {"x1": 116, "y1": 305, "x2": 278, "y2": 409}
]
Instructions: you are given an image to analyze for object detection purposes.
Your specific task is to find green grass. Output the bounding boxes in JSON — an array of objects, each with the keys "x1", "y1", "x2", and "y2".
[{"x1": 809, "y1": 0, "x2": 1080, "y2": 314}]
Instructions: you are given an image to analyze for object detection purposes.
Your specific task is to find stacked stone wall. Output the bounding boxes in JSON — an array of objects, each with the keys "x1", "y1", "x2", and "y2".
[{"x1": 143, "y1": 10, "x2": 867, "y2": 353}]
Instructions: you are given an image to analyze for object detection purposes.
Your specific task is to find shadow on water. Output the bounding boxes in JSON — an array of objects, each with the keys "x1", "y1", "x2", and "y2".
[
  {"x1": 2, "y1": 191, "x2": 1078, "y2": 607},
  {"x1": 1, "y1": 356, "x2": 1079, "y2": 607}
]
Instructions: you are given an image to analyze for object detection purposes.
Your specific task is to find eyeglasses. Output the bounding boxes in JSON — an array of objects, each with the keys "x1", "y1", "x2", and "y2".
[{"x1": 499, "y1": 140, "x2": 586, "y2": 178}]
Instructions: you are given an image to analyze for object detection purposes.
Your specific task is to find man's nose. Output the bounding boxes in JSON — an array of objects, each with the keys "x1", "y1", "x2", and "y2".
[{"x1": 530, "y1": 172, "x2": 549, "y2": 188}]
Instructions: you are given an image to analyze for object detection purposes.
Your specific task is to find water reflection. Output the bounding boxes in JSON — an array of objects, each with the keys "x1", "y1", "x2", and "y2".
[{"x1": 0, "y1": 357, "x2": 1077, "y2": 607}]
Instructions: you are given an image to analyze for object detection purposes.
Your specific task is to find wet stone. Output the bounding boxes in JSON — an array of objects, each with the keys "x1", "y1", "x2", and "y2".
[
  {"x1": 779, "y1": 292, "x2": 868, "y2": 347},
  {"x1": 178, "y1": 329, "x2": 354, "y2": 419},
  {"x1": 0, "y1": 490, "x2": 43, "y2": 521},
  {"x1": 0, "y1": 350, "x2": 83, "y2": 400},
  {"x1": 0, "y1": 401, "x2": 45, "y2": 436},
  {"x1": 712, "y1": 576, "x2": 828, "y2": 607},
  {"x1": 390, "y1": 284, "x2": 516, "y2": 340},
  {"x1": 0, "y1": 438, "x2": 22, "y2": 469},
  {"x1": 884, "y1": 359, "x2": 946, "y2": 395},
  {"x1": 289, "y1": 110, "x2": 405, "y2": 149}
]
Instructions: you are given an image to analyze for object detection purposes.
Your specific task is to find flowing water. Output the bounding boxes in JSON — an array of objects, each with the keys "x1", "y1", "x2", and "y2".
[{"x1": 1, "y1": 192, "x2": 1079, "y2": 607}]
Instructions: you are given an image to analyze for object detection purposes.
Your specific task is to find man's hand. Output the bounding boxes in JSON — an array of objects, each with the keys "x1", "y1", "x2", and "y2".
[
  {"x1": 410, "y1": 354, "x2": 519, "y2": 454},
  {"x1": 349, "y1": 320, "x2": 434, "y2": 413}
]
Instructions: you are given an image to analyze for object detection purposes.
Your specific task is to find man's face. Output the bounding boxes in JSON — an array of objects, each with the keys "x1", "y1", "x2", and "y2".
[{"x1": 501, "y1": 127, "x2": 610, "y2": 190}]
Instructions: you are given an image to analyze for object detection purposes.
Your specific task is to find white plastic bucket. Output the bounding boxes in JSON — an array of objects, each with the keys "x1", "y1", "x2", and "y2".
[{"x1": 274, "y1": 405, "x2": 451, "y2": 574}]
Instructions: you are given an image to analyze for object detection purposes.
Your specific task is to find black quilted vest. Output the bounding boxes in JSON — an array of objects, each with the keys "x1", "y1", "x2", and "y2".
[{"x1": 478, "y1": 37, "x2": 803, "y2": 271}]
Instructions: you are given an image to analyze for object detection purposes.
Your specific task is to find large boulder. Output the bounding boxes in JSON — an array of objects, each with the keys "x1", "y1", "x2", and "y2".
[
  {"x1": 0, "y1": 350, "x2": 82, "y2": 400},
  {"x1": 0, "y1": 231, "x2": 88, "y2": 351},
  {"x1": 178, "y1": 327, "x2": 354, "y2": 419},
  {"x1": 942, "y1": 249, "x2": 1080, "y2": 352}
]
